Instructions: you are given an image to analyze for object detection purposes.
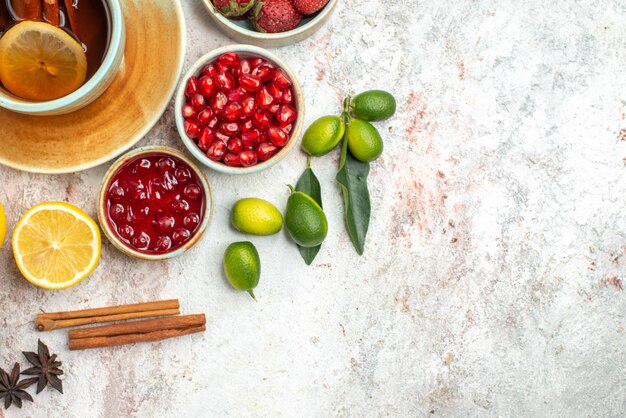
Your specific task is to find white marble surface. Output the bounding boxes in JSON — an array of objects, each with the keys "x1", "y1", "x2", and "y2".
[{"x1": 1, "y1": 0, "x2": 626, "y2": 416}]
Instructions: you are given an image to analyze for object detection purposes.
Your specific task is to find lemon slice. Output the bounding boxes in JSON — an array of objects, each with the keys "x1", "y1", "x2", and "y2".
[
  {"x1": 0, "y1": 21, "x2": 87, "y2": 101},
  {"x1": 12, "y1": 202, "x2": 101, "y2": 290}
]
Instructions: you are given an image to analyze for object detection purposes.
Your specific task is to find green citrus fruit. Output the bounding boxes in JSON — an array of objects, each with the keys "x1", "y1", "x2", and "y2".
[
  {"x1": 223, "y1": 241, "x2": 261, "y2": 300},
  {"x1": 285, "y1": 189, "x2": 328, "y2": 247},
  {"x1": 350, "y1": 90, "x2": 396, "y2": 121},
  {"x1": 301, "y1": 115, "x2": 345, "y2": 156},
  {"x1": 0, "y1": 200, "x2": 6, "y2": 250},
  {"x1": 346, "y1": 118, "x2": 384, "y2": 162},
  {"x1": 231, "y1": 198, "x2": 283, "y2": 235}
]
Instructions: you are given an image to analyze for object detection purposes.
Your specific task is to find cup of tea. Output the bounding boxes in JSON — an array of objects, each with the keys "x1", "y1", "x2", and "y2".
[{"x1": 0, "y1": 0, "x2": 125, "y2": 116}]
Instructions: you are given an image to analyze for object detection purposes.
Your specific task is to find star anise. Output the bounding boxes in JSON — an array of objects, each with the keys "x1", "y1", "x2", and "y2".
[
  {"x1": 22, "y1": 339, "x2": 63, "y2": 394},
  {"x1": 0, "y1": 363, "x2": 37, "y2": 409}
]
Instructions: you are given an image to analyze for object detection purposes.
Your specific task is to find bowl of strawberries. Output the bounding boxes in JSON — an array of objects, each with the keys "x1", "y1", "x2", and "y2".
[
  {"x1": 202, "y1": 0, "x2": 339, "y2": 47},
  {"x1": 175, "y1": 45, "x2": 304, "y2": 174}
]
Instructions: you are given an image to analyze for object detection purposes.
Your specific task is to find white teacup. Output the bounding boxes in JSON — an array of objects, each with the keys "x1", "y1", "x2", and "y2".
[{"x1": 0, "y1": 0, "x2": 125, "y2": 116}]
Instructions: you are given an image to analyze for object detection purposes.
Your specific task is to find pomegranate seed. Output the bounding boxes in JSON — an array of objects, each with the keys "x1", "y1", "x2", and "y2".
[
  {"x1": 278, "y1": 122, "x2": 294, "y2": 135},
  {"x1": 223, "y1": 153, "x2": 241, "y2": 166},
  {"x1": 257, "y1": 142, "x2": 278, "y2": 161},
  {"x1": 207, "y1": 141, "x2": 227, "y2": 161},
  {"x1": 191, "y1": 94, "x2": 205, "y2": 109},
  {"x1": 219, "y1": 52, "x2": 240, "y2": 67},
  {"x1": 202, "y1": 64, "x2": 217, "y2": 78},
  {"x1": 215, "y1": 71, "x2": 235, "y2": 91},
  {"x1": 207, "y1": 116, "x2": 219, "y2": 129},
  {"x1": 227, "y1": 138, "x2": 243, "y2": 153},
  {"x1": 267, "y1": 83, "x2": 283, "y2": 101},
  {"x1": 197, "y1": 127, "x2": 215, "y2": 151},
  {"x1": 241, "y1": 96, "x2": 256, "y2": 118},
  {"x1": 267, "y1": 103, "x2": 280, "y2": 114},
  {"x1": 184, "y1": 120, "x2": 200, "y2": 139},
  {"x1": 241, "y1": 129, "x2": 260, "y2": 147},
  {"x1": 276, "y1": 104, "x2": 297, "y2": 124},
  {"x1": 185, "y1": 77, "x2": 199, "y2": 97},
  {"x1": 273, "y1": 70, "x2": 292, "y2": 89},
  {"x1": 239, "y1": 150, "x2": 258, "y2": 167},
  {"x1": 283, "y1": 88, "x2": 294, "y2": 104},
  {"x1": 227, "y1": 87, "x2": 246, "y2": 102},
  {"x1": 253, "y1": 110, "x2": 271, "y2": 130},
  {"x1": 223, "y1": 102, "x2": 242, "y2": 121},
  {"x1": 241, "y1": 118, "x2": 254, "y2": 132},
  {"x1": 216, "y1": 62, "x2": 230, "y2": 73},
  {"x1": 249, "y1": 57, "x2": 264, "y2": 68},
  {"x1": 211, "y1": 92, "x2": 228, "y2": 113},
  {"x1": 220, "y1": 122, "x2": 240, "y2": 137},
  {"x1": 215, "y1": 131, "x2": 231, "y2": 143},
  {"x1": 239, "y1": 74, "x2": 262, "y2": 92},
  {"x1": 256, "y1": 86, "x2": 274, "y2": 109},
  {"x1": 253, "y1": 64, "x2": 275, "y2": 82},
  {"x1": 198, "y1": 76, "x2": 215, "y2": 97},
  {"x1": 182, "y1": 104, "x2": 196, "y2": 119},
  {"x1": 239, "y1": 59, "x2": 252, "y2": 75},
  {"x1": 267, "y1": 126, "x2": 289, "y2": 146},
  {"x1": 196, "y1": 108, "x2": 213, "y2": 126}
]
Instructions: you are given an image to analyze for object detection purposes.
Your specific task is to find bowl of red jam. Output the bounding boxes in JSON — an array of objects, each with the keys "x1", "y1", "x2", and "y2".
[
  {"x1": 98, "y1": 146, "x2": 212, "y2": 260},
  {"x1": 175, "y1": 45, "x2": 304, "y2": 174}
]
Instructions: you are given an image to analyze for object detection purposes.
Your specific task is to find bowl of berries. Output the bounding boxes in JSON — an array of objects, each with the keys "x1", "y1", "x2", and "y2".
[
  {"x1": 98, "y1": 146, "x2": 213, "y2": 261},
  {"x1": 175, "y1": 45, "x2": 304, "y2": 174},
  {"x1": 202, "y1": 0, "x2": 338, "y2": 47}
]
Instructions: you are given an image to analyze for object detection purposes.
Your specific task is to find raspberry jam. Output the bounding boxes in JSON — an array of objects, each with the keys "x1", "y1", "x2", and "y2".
[
  {"x1": 182, "y1": 52, "x2": 298, "y2": 167},
  {"x1": 104, "y1": 153, "x2": 206, "y2": 254}
]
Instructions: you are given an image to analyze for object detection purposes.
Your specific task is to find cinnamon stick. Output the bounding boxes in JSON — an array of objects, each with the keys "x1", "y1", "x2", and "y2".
[
  {"x1": 68, "y1": 314, "x2": 206, "y2": 339},
  {"x1": 69, "y1": 325, "x2": 206, "y2": 350},
  {"x1": 62, "y1": 0, "x2": 78, "y2": 38},
  {"x1": 10, "y1": 0, "x2": 42, "y2": 21},
  {"x1": 42, "y1": 0, "x2": 59, "y2": 26},
  {"x1": 36, "y1": 299, "x2": 180, "y2": 331}
]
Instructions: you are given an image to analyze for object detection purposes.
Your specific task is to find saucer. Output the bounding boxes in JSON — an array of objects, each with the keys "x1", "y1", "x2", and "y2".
[{"x1": 0, "y1": 0, "x2": 186, "y2": 174}]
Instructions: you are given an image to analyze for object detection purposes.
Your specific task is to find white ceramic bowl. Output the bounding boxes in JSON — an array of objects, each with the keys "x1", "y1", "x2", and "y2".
[
  {"x1": 0, "y1": 0, "x2": 125, "y2": 116},
  {"x1": 98, "y1": 146, "x2": 213, "y2": 261},
  {"x1": 175, "y1": 44, "x2": 305, "y2": 175},
  {"x1": 202, "y1": 0, "x2": 338, "y2": 48}
]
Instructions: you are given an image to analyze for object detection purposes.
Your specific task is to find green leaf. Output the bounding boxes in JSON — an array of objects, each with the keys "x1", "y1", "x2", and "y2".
[
  {"x1": 295, "y1": 158, "x2": 323, "y2": 265},
  {"x1": 336, "y1": 138, "x2": 371, "y2": 255}
]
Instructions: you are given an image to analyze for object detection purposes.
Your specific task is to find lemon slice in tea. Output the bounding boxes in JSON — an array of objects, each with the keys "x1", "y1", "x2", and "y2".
[
  {"x1": 0, "y1": 21, "x2": 87, "y2": 101},
  {"x1": 12, "y1": 202, "x2": 101, "y2": 290}
]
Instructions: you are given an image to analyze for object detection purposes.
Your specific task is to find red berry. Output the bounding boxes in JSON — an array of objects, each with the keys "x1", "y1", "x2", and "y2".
[
  {"x1": 267, "y1": 126, "x2": 289, "y2": 146},
  {"x1": 276, "y1": 104, "x2": 297, "y2": 124},
  {"x1": 207, "y1": 141, "x2": 227, "y2": 161},
  {"x1": 241, "y1": 118, "x2": 254, "y2": 132},
  {"x1": 223, "y1": 153, "x2": 241, "y2": 166},
  {"x1": 185, "y1": 77, "x2": 199, "y2": 97},
  {"x1": 240, "y1": 96, "x2": 256, "y2": 117},
  {"x1": 256, "y1": 86, "x2": 274, "y2": 109},
  {"x1": 257, "y1": 142, "x2": 278, "y2": 161},
  {"x1": 199, "y1": 75, "x2": 215, "y2": 97},
  {"x1": 273, "y1": 70, "x2": 292, "y2": 89},
  {"x1": 182, "y1": 104, "x2": 196, "y2": 119},
  {"x1": 239, "y1": 150, "x2": 258, "y2": 167},
  {"x1": 196, "y1": 108, "x2": 213, "y2": 126},
  {"x1": 220, "y1": 122, "x2": 240, "y2": 137},
  {"x1": 197, "y1": 127, "x2": 215, "y2": 150},
  {"x1": 215, "y1": 71, "x2": 235, "y2": 91},
  {"x1": 227, "y1": 138, "x2": 243, "y2": 153},
  {"x1": 252, "y1": 110, "x2": 271, "y2": 130},
  {"x1": 222, "y1": 101, "x2": 242, "y2": 121},
  {"x1": 172, "y1": 228, "x2": 191, "y2": 244},
  {"x1": 191, "y1": 94, "x2": 205, "y2": 109},
  {"x1": 184, "y1": 120, "x2": 200, "y2": 139},
  {"x1": 239, "y1": 74, "x2": 262, "y2": 92},
  {"x1": 219, "y1": 52, "x2": 240, "y2": 67},
  {"x1": 211, "y1": 92, "x2": 228, "y2": 113},
  {"x1": 253, "y1": 64, "x2": 275, "y2": 82}
]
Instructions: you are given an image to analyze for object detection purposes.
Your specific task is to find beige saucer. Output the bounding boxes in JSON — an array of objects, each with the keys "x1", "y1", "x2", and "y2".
[{"x1": 0, "y1": 0, "x2": 186, "y2": 174}]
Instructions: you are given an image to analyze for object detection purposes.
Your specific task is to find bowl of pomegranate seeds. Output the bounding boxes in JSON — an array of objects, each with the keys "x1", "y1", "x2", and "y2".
[
  {"x1": 175, "y1": 45, "x2": 304, "y2": 174},
  {"x1": 98, "y1": 146, "x2": 213, "y2": 260},
  {"x1": 202, "y1": 0, "x2": 339, "y2": 47}
]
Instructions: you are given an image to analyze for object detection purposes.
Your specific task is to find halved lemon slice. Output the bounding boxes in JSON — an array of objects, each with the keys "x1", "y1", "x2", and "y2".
[
  {"x1": 0, "y1": 21, "x2": 87, "y2": 101},
  {"x1": 12, "y1": 202, "x2": 101, "y2": 290}
]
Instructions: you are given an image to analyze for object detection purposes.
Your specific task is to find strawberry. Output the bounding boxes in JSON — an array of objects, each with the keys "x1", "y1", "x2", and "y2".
[
  {"x1": 290, "y1": 0, "x2": 328, "y2": 15},
  {"x1": 249, "y1": 0, "x2": 303, "y2": 33},
  {"x1": 212, "y1": 0, "x2": 256, "y2": 17}
]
